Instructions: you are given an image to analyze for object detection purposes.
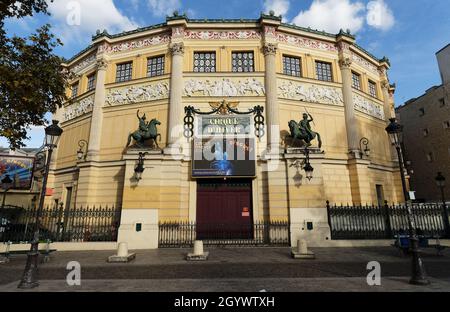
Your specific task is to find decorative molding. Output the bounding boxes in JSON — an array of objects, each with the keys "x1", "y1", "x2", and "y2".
[
  {"x1": 264, "y1": 26, "x2": 277, "y2": 37},
  {"x1": 105, "y1": 81, "x2": 170, "y2": 106},
  {"x1": 278, "y1": 80, "x2": 344, "y2": 106},
  {"x1": 339, "y1": 57, "x2": 352, "y2": 69},
  {"x1": 337, "y1": 41, "x2": 351, "y2": 53},
  {"x1": 184, "y1": 30, "x2": 261, "y2": 40},
  {"x1": 263, "y1": 43, "x2": 278, "y2": 56},
  {"x1": 352, "y1": 93, "x2": 384, "y2": 120},
  {"x1": 98, "y1": 33, "x2": 171, "y2": 54},
  {"x1": 63, "y1": 95, "x2": 95, "y2": 121},
  {"x1": 96, "y1": 59, "x2": 109, "y2": 71},
  {"x1": 171, "y1": 26, "x2": 185, "y2": 38},
  {"x1": 276, "y1": 32, "x2": 337, "y2": 52},
  {"x1": 71, "y1": 54, "x2": 96, "y2": 73},
  {"x1": 351, "y1": 52, "x2": 378, "y2": 74},
  {"x1": 170, "y1": 42, "x2": 185, "y2": 55},
  {"x1": 183, "y1": 78, "x2": 265, "y2": 97}
]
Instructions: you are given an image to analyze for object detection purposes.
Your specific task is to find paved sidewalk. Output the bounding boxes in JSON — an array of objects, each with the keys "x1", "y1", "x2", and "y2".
[{"x1": 1, "y1": 247, "x2": 449, "y2": 291}]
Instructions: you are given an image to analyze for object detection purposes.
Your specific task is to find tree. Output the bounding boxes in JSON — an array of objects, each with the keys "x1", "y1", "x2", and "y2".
[{"x1": 0, "y1": 0, "x2": 68, "y2": 148}]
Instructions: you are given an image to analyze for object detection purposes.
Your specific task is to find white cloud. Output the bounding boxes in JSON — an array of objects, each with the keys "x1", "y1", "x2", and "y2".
[
  {"x1": 264, "y1": 0, "x2": 290, "y2": 17},
  {"x1": 366, "y1": 0, "x2": 395, "y2": 31},
  {"x1": 292, "y1": 0, "x2": 365, "y2": 33},
  {"x1": 48, "y1": 0, "x2": 138, "y2": 43},
  {"x1": 147, "y1": 0, "x2": 181, "y2": 17}
]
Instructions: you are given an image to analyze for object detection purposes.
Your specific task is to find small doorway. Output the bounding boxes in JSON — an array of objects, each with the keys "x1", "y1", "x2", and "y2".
[
  {"x1": 376, "y1": 184, "x2": 384, "y2": 206},
  {"x1": 196, "y1": 178, "x2": 253, "y2": 240}
]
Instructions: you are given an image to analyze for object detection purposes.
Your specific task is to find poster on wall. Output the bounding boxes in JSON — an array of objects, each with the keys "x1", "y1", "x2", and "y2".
[
  {"x1": 192, "y1": 138, "x2": 256, "y2": 177},
  {"x1": 0, "y1": 155, "x2": 35, "y2": 190}
]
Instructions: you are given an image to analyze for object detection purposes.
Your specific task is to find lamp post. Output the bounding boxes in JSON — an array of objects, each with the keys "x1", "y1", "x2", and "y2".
[
  {"x1": 435, "y1": 172, "x2": 449, "y2": 237},
  {"x1": 303, "y1": 146, "x2": 314, "y2": 181},
  {"x1": 18, "y1": 120, "x2": 63, "y2": 289},
  {"x1": 76, "y1": 139, "x2": 88, "y2": 161},
  {"x1": 1, "y1": 175, "x2": 13, "y2": 210},
  {"x1": 134, "y1": 152, "x2": 147, "y2": 181},
  {"x1": 385, "y1": 117, "x2": 429, "y2": 285}
]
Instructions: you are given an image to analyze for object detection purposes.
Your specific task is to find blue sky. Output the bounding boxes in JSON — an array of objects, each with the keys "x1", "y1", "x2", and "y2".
[{"x1": 1, "y1": 0, "x2": 449, "y2": 148}]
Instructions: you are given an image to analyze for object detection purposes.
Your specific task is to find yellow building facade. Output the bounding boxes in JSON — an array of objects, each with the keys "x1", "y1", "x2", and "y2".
[{"x1": 49, "y1": 14, "x2": 402, "y2": 248}]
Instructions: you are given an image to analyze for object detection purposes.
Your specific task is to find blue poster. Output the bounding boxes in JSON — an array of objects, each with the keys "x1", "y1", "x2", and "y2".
[{"x1": 0, "y1": 155, "x2": 35, "y2": 190}]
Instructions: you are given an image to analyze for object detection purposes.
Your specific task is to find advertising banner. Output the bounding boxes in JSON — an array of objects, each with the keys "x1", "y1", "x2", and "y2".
[
  {"x1": 192, "y1": 138, "x2": 256, "y2": 177},
  {"x1": 0, "y1": 155, "x2": 35, "y2": 190}
]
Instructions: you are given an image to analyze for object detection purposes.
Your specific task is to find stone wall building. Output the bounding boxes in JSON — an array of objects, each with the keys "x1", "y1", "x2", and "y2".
[
  {"x1": 45, "y1": 13, "x2": 401, "y2": 248},
  {"x1": 396, "y1": 44, "x2": 450, "y2": 201}
]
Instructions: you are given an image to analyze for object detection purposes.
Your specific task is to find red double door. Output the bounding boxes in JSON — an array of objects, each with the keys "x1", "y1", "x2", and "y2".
[{"x1": 196, "y1": 179, "x2": 253, "y2": 240}]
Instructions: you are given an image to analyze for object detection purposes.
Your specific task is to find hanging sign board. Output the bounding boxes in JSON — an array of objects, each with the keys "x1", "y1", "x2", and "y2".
[
  {"x1": 0, "y1": 155, "x2": 35, "y2": 190},
  {"x1": 196, "y1": 115, "x2": 252, "y2": 137}
]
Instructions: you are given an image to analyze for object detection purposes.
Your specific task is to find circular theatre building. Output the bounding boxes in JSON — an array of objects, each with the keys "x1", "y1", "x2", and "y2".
[{"x1": 49, "y1": 13, "x2": 402, "y2": 249}]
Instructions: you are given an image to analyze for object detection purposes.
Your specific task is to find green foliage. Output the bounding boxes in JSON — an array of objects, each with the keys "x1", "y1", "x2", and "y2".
[{"x1": 0, "y1": 0, "x2": 68, "y2": 148}]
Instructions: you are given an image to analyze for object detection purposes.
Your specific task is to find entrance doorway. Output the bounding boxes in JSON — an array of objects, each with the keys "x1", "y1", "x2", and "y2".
[{"x1": 196, "y1": 178, "x2": 253, "y2": 240}]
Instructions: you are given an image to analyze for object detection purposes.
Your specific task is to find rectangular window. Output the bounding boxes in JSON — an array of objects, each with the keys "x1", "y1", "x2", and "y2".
[
  {"x1": 283, "y1": 55, "x2": 301, "y2": 77},
  {"x1": 368, "y1": 80, "x2": 377, "y2": 97},
  {"x1": 147, "y1": 55, "x2": 165, "y2": 77},
  {"x1": 232, "y1": 51, "x2": 254, "y2": 73},
  {"x1": 439, "y1": 98, "x2": 445, "y2": 107},
  {"x1": 443, "y1": 121, "x2": 450, "y2": 129},
  {"x1": 376, "y1": 185, "x2": 384, "y2": 206},
  {"x1": 426, "y1": 152, "x2": 433, "y2": 162},
  {"x1": 315, "y1": 61, "x2": 333, "y2": 82},
  {"x1": 87, "y1": 74, "x2": 96, "y2": 91},
  {"x1": 193, "y1": 52, "x2": 216, "y2": 73},
  {"x1": 116, "y1": 62, "x2": 133, "y2": 83},
  {"x1": 71, "y1": 83, "x2": 79, "y2": 99},
  {"x1": 419, "y1": 108, "x2": 425, "y2": 116},
  {"x1": 352, "y1": 72, "x2": 361, "y2": 90},
  {"x1": 423, "y1": 129, "x2": 429, "y2": 137}
]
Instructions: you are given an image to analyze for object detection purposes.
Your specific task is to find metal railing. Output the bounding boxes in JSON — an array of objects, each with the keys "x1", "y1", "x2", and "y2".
[
  {"x1": 158, "y1": 221, "x2": 290, "y2": 247},
  {"x1": 326, "y1": 201, "x2": 449, "y2": 239},
  {"x1": 0, "y1": 204, "x2": 121, "y2": 243}
]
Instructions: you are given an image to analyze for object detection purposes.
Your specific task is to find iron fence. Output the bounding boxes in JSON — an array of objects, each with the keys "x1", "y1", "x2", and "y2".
[
  {"x1": 0, "y1": 204, "x2": 121, "y2": 243},
  {"x1": 326, "y1": 201, "x2": 449, "y2": 239},
  {"x1": 158, "y1": 221, "x2": 290, "y2": 247}
]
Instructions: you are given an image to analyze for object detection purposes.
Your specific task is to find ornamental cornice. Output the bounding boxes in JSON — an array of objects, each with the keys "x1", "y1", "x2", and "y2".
[
  {"x1": 278, "y1": 80, "x2": 344, "y2": 106},
  {"x1": 275, "y1": 32, "x2": 337, "y2": 52},
  {"x1": 183, "y1": 29, "x2": 262, "y2": 40},
  {"x1": 98, "y1": 33, "x2": 171, "y2": 54},
  {"x1": 71, "y1": 54, "x2": 96, "y2": 74},
  {"x1": 351, "y1": 52, "x2": 378, "y2": 74}
]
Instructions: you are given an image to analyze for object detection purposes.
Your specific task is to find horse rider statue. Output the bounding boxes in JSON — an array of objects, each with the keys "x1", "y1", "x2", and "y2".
[
  {"x1": 288, "y1": 113, "x2": 322, "y2": 148},
  {"x1": 126, "y1": 110, "x2": 162, "y2": 148}
]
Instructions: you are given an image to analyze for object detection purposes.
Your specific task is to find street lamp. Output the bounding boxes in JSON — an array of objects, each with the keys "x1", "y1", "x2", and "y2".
[
  {"x1": 303, "y1": 147, "x2": 314, "y2": 181},
  {"x1": 359, "y1": 137, "x2": 370, "y2": 158},
  {"x1": 18, "y1": 120, "x2": 63, "y2": 289},
  {"x1": 1, "y1": 174, "x2": 13, "y2": 210},
  {"x1": 435, "y1": 172, "x2": 449, "y2": 237},
  {"x1": 134, "y1": 152, "x2": 147, "y2": 181},
  {"x1": 76, "y1": 139, "x2": 88, "y2": 161},
  {"x1": 385, "y1": 117, "x2": 429, "y2": 285}
]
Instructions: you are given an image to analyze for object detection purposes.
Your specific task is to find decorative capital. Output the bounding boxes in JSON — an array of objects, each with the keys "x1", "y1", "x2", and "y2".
[
  {"x1": 170, "y1": 42, "x2": 185, "y2": 56},
  {"x1": 263, "y1": 43, "x2": 278, "y2": 56},
  {"x1": 381, "y1": 80, "x2": 390, "y2": 90},
  {"x1": 96, "y1": 59, "x2": 109, "y2": 70},
  {"x1": 339, "y1": 57, "x2": 352, "y2": 69}
]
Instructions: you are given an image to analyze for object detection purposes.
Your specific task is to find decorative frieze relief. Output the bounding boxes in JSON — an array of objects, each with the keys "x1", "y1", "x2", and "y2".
[
  {"x1": 352, "y1": 93, "x2": 384, "y2": 120},
  {"x1": 184, "y1": 30, "x2": 262, "y2": 40},
  {"x1": 351, "y1": 52, "x2": 378, "y2": 74},
  {"x1": 105, "y1": 81, "x2": 170, "y2": 106},
  {"x1": 276, "y1": 32, "x2": 337, "y2": 52},
  {"x1": 183, "y1": 78, "x2": 265, "y2": 97},
  {"x1": 278, "y1": 80, "x2": 344, "y2": 106},
  {"x1": 63, "y1": 95, "x2": 95, "y2": 121},
  {"x1": 98, "y1": 33, "x2": 171, "y2": 54},
  {"x1": 71, "y1": 54, "x2": 96, "y2": 74}
]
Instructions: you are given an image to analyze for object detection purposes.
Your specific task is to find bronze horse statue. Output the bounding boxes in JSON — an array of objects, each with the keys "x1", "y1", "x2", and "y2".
[
  {"x1": 126, "y1": 111, "x2": 161, "y2": 148},
  {"x1": 288, "y1": 117, "x2": 322, "y2": 148}
]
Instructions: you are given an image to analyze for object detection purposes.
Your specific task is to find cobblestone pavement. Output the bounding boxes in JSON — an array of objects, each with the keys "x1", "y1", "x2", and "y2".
[{"x1": 1, "y1": 247, "x2": 449, "y2": 291}]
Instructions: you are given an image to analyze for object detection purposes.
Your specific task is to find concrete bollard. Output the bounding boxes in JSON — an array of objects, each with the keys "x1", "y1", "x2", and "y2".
[
  {"x1": 187, "y1": 240, "x2": 209, "y2": 261},
  {"x1": 291, "y1": 239, "x2": 315, "y2": 259},
  {"x1": 117, "y1": 242, "x2": 129, "y2": 257},
  {"x1": 107, "y1": 242, "x2": 136, "y2": 263}
]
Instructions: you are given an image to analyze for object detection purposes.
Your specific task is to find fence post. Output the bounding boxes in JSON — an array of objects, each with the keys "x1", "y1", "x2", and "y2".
[{"x1": 383, "y1": 200, "x2": 392, "y2": 238}]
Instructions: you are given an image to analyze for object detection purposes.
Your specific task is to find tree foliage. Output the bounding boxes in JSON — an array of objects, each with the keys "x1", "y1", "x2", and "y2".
[{"x1": 0, "y1": 0, "x2": 68, "y2": 148}]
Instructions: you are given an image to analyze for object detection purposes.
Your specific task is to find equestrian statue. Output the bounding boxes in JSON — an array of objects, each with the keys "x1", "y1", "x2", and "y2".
[
  {"x1": 288, "y1": 113, "x2": 322, "y2": 148},
  {"x1": 126, "y1": 110, "x2": 161, "y2": 148}
]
